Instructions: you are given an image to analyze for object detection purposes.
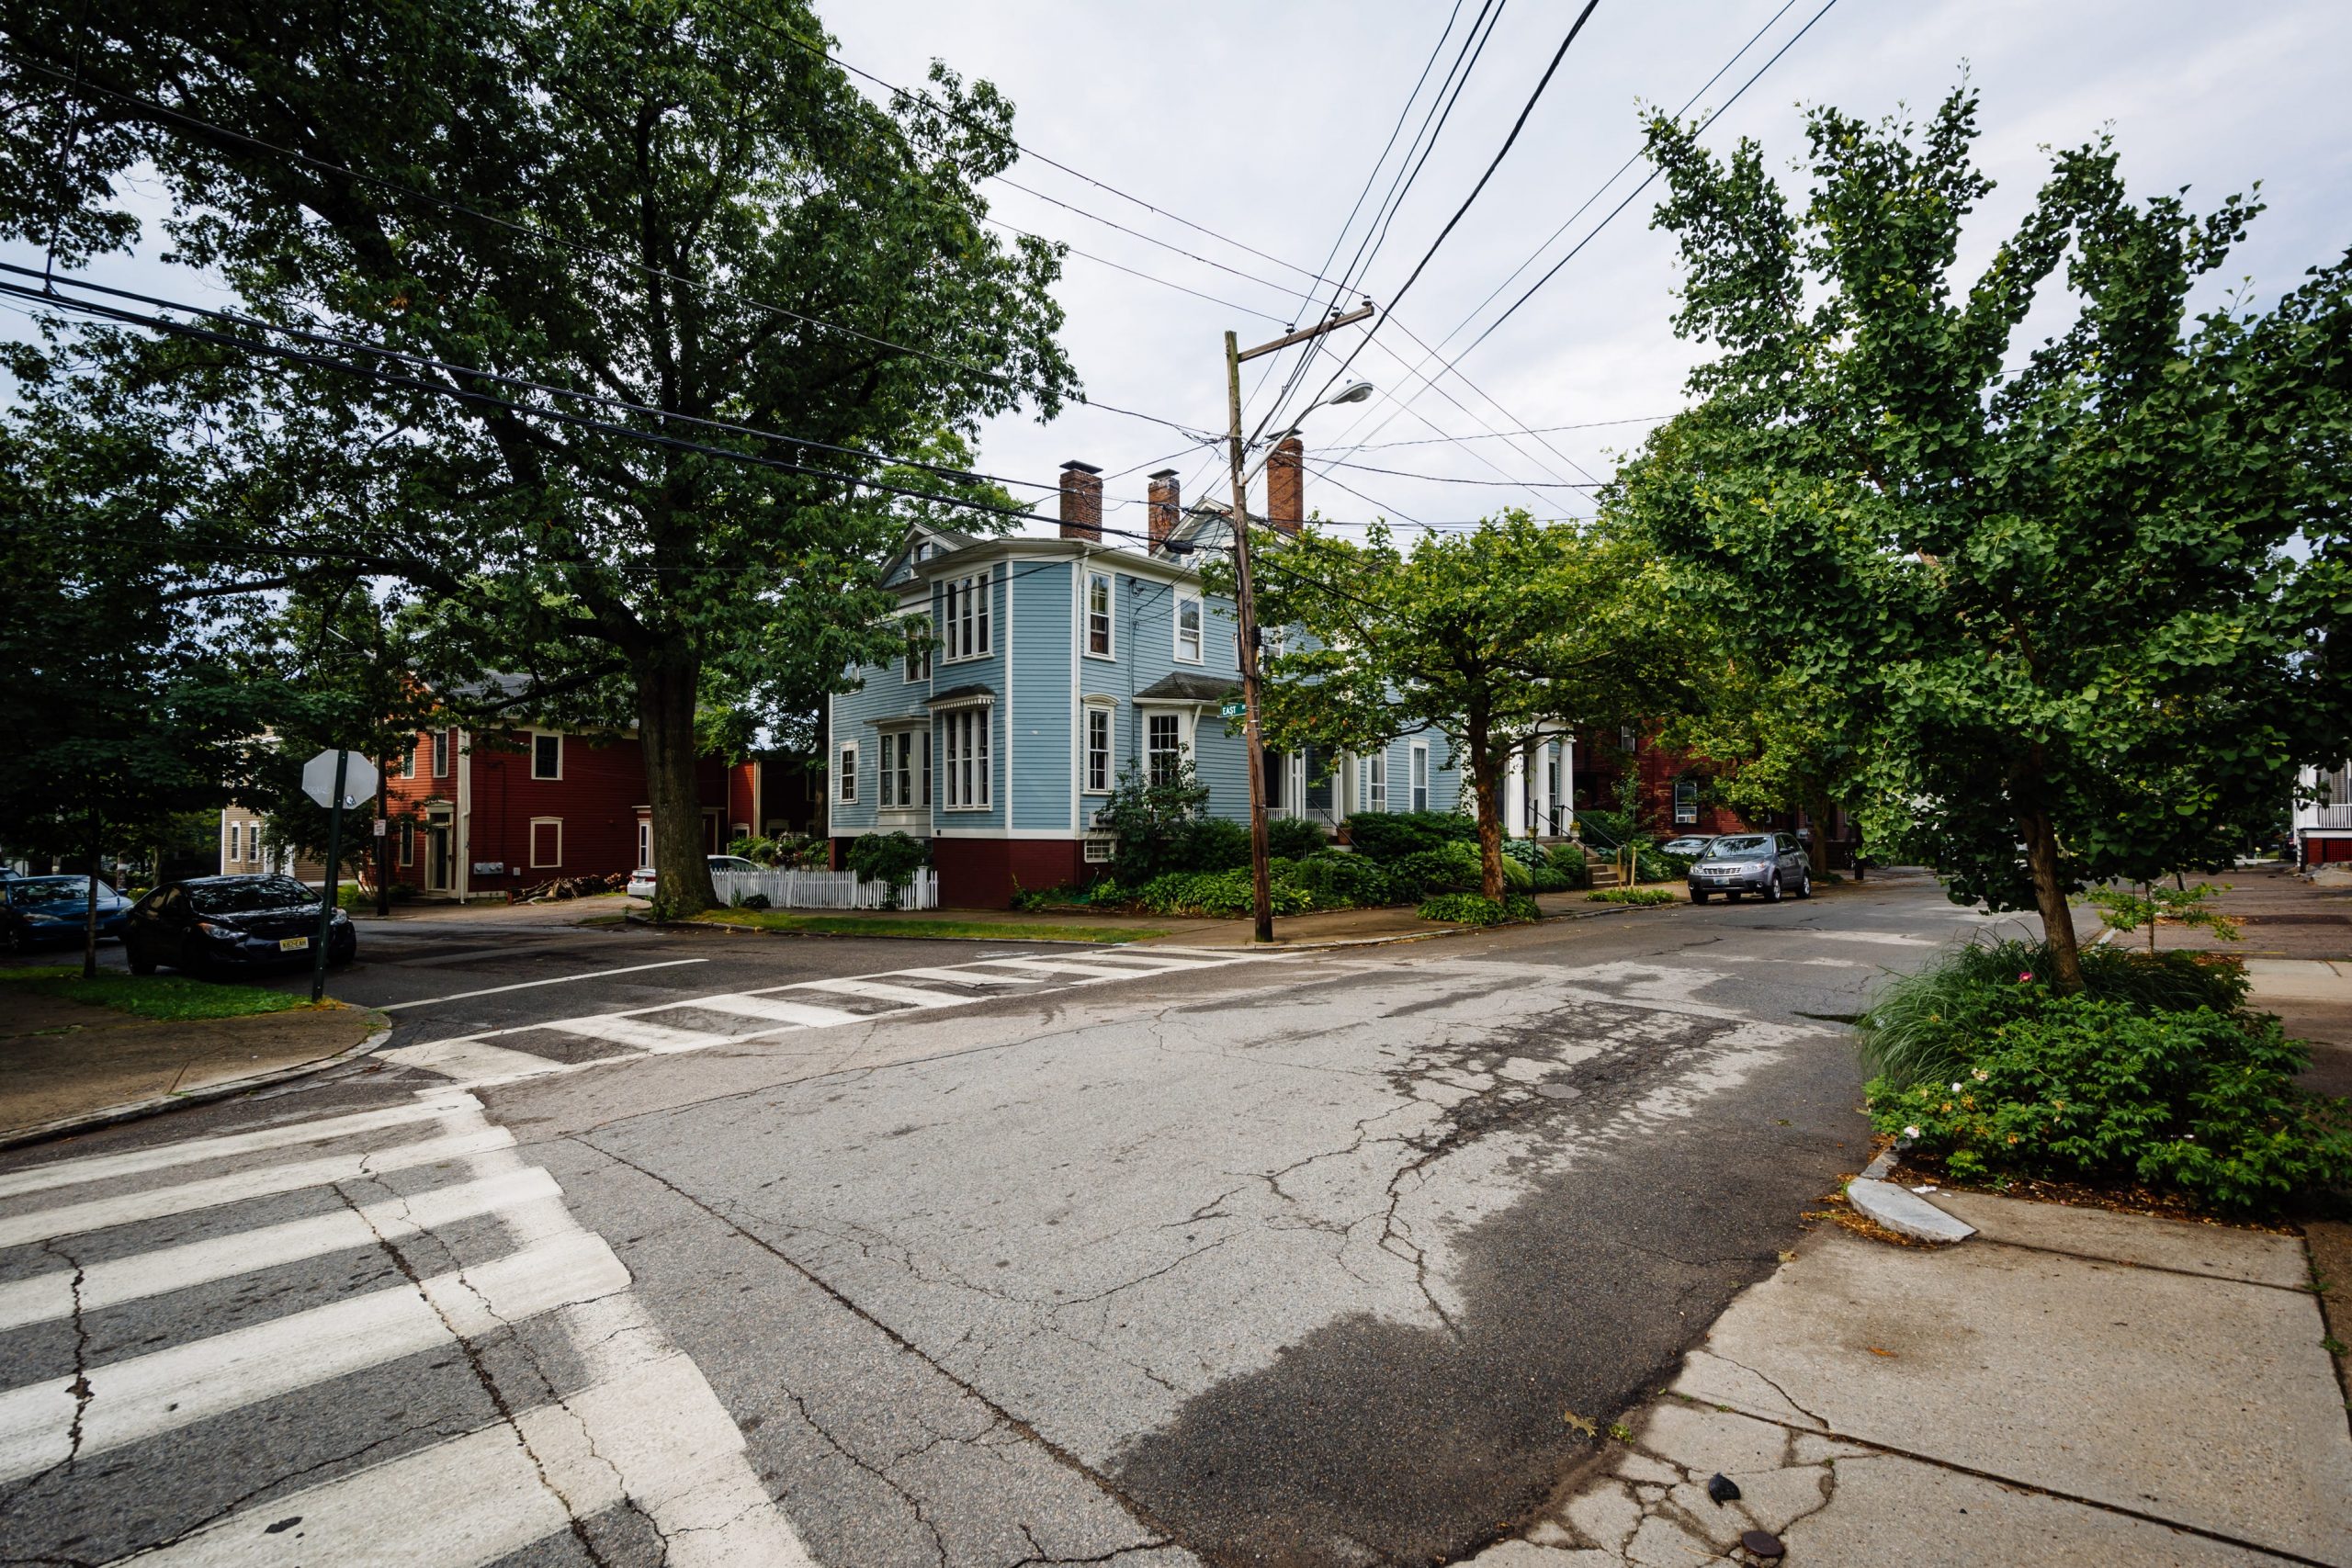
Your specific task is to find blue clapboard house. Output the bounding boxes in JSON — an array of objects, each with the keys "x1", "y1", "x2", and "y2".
[{"x1": 825, "y1": 450, "x2": 1464, "y2": 907}]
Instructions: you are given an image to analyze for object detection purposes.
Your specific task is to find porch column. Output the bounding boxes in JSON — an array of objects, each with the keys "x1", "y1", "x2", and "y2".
[
  {"x1": 1563, "y1": 735, "x2": 1577, "y2": 837},
  {"x1": 1529, "y1": 738, "x2": 1552, "y2": 838},
  {"x1": 1505, "y1": 748, "x2": 1527, "y2": 840}
]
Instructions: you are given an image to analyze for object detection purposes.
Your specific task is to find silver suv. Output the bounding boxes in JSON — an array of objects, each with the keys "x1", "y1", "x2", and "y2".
[{"x1": 1688, "y1": 831, "x2": 1812, "y2": 903}]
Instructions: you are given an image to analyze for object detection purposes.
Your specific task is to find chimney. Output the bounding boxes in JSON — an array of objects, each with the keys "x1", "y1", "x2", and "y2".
[
  {"x1": 1058, "y1": 460, "x2": 1102, "y2": 542},
  {"x1": 1268, "y1": 436, "x2": 1304, "y2": 534},
  {"x1": 1147, "y1": 468, "x2": 1181, "y2": 556}
]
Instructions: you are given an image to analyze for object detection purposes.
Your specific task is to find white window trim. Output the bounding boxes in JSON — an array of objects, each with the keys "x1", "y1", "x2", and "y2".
[
  {"x1": 1174, "y1": 590, "x2": 1204, "y2": 664},
  {"x1": 1083, "y1": 570, "x2": 1116, "y2": 660},
  {"x1": 226, "y1": 820, "x2": 241, "y2": 864},
  {"x1": 1144, "y1": 710, "x2": 1193, "y2": 786},
  {"x1": 942, "y1": 571, "x2": 991, "y2": 663},
  {"x1": 528, "y1": 816, "x2": 563, "y2": 869},
  {"x1": 837, "y1": 741, "x2": 859, "y2": 805},
  {"x1": 1082, "y1": 701, "x2": 1115, "y2": 795},
  {"x1": 432, "y1": 728, "x2": 452, "y2": 779},
  {"x1": 1409, "y1": 741, "x2": 1430, "y2": 814},
  {"x1": 1363, "y1": 751, "x2": 1389, "y2": 813},
  {"x1": 530, "y1": 729, "x2": 563, "y2": 781},
  {"x1": 942, "y1": 707, "x2": 991, "y2": 811},
  {"x1": 876, "y1": 726, "x2": 931, "y2": 810},
  {"x1": 635, "y1": 818, "x2": 651, "y2": 868}
]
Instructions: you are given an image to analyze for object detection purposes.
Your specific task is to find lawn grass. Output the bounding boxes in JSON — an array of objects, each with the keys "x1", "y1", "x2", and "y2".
[
  {"x1": 0, "y1": 965, "x2": 320, "y2": 1021},
  {"x1": 695, "y1": 909, "x2": 1172, "y2": 943}
]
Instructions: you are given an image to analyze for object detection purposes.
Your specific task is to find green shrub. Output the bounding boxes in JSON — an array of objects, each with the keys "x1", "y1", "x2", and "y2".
[
  {"x1": 1092, "y1": 758, "x2": 1214, "y2": 885},
  {"x1": 1418, "y1": 893, "x2": 1510, "y2": 926},
  {"x1": 1499, "y1": 838, "x2": 1544, "y2": 869},
  {"x1": 1345, "y1": 810, "x2": 1478, "y2": 863},
  {"x1": 1544, "y1": 845, "x2": 1593, "y2": 889},
  {"x1": 1577, "y1": 808, "x2": 1635, "y2": 845},
  {"x1": 1504, "y1": 893, "x2": 1540, "y2": 922},
  {"x1": 1136, "y1": 866, "x2": 1313, "y2": 918},
  {"x1": 1388, "y1": 842, "x2": 1483, "y2": 899},
  {"x1": 739, "y1": 892, "x2": 772, "y2": 911},
  {"x1": 1530, "y1": 865, "x2": 1574, "y2": 894},
  {"x1": 1287, "y1": 852, "x2": 1392, "y2": 909},
  {"x1": 1498, "y1": 854, "x2": 1532, "y2": 892},
  {"x1": 1266, "y1": 817, "x2": 1329, "y2": 860},
  {"x1": 1856, "y1": 939, "x2": 2251, "y2": 1092},
  {"x1": 1174, "y1": 816, "x2": 1252, "y2": 873},
  {"x1": 1588, "y1": 886, "x2": 1679, "y2": 906},
  {"x1": 1869, "y1": 998, "x2": 2352, "y2": 1213},
  {"x1": 844, "y1": 831, "x2": 929, "y2": 908}
]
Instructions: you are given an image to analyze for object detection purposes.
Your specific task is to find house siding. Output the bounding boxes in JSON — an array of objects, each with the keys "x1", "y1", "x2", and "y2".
[{"x1": 1010, "y1": 559, "x2": 1073, "y2": 833}]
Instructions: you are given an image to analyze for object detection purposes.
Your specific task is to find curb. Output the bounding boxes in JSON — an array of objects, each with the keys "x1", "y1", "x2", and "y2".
[
  {"x1": 1847, "y1": 1144, "x2": 1979, "y2": 1244},
  {"x1": 0, "y1": 1012, "x2": 396, "y2": 1153}
]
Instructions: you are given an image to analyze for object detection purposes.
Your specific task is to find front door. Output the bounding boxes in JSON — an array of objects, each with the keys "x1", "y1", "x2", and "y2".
[{"x1": 426, "y1": 823, "x2": 453, "y2": 892}]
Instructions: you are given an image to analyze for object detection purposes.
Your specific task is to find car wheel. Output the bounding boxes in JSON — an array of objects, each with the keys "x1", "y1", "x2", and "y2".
[
  {"x1": 1765, "y1": 873, "x2": 1782, "y2": 903},
  {"x1": 126, "y1": 936, "x2": 157, "y2": 976},
  {"x1": 1725, "y1": 891, "x2": 1742, "y2": 902},
  {"x1": 5, "y1": 924, "x2": 30, "y2": 956},
  {"x1": 1690, "y1": 890, "x2": 1709, "y2": 904},
  {"x1": 1797, "y1": 868, "x2": 1813, "y2": 898}
]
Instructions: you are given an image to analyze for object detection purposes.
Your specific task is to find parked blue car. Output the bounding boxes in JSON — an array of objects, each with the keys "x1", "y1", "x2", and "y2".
[{"x1": 1, "y1": 874, "x2": 133, "y2": 953}]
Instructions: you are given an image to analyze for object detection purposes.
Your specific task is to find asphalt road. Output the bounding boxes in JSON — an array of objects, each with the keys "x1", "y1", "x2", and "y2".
[{"x1": 0, "y1": 873, "x2": 2032, "y2": 1567}]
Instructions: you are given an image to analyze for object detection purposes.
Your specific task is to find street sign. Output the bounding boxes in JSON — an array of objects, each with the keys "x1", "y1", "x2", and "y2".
[
  {"x1": 1219, "y1": 698, "x2": 1248, "y2": 720},
  {"x1": 372, "y1": 818, "x2": 387, "y2": 837},
  {"x1": 301, "y1": 750, "x2": 379, "y2": 811}
]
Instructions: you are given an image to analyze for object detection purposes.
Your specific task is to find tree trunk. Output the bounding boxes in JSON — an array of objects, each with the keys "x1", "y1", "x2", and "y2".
[
  {"x1": 2019, "y1": 807, "x2": 2086, "y2": 991},
  {"x1": 634, "y1": 640, "x2": 718, "y2": 918},
  {"x1": 1466, "y1": 711, "x2": 1506, "y2": 902}
]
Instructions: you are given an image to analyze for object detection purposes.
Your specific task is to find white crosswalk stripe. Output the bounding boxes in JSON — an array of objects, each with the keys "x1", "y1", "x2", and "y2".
[
  {"x1": 0, "y1": 1094, "x2": 812, "y2": 1566},
  {"x1": 379, "y1": 946, "x2": 1270, "y2": 1090}
]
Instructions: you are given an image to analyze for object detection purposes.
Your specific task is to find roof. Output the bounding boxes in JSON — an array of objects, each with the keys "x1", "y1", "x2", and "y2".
[
  {"x1": 1134, "y1": 672, "x2": 1241, "y2": 703},
  {"x1": 925, "y1": 682, "x2": 998, "y2": 706}
]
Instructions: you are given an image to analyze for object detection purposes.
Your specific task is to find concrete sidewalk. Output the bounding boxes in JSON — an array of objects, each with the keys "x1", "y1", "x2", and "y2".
[{"x1": 1478, "y1": 1192, "x2": 2352, "y2": 1566}]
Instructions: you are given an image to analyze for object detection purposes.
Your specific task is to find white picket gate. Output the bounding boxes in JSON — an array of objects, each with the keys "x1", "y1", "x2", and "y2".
[{"x1": 710, "y1": 866, "x2": 939, "y2": 912}]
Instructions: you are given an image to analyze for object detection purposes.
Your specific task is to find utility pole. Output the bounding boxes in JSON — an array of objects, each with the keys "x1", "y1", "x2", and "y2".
[{"x1": 1225, "y1": 304, "x2": 1376, "y2": 943}]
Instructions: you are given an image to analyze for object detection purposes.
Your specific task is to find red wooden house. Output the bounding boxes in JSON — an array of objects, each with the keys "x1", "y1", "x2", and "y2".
[{"x1": 379, "y1": 698, "x2": 811, "y2": 900}]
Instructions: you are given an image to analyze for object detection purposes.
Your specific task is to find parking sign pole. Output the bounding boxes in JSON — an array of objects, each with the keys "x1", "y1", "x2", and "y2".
[{"x1": 309, "y1": 750, "x2": 348, "y2": 1003}]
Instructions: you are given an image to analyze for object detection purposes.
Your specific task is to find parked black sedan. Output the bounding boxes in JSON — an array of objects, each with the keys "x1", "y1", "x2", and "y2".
[
  {"x1": 2, "y1": 874, "x2": 133, "y2": 953},
  {"x1": 124, "y1": 874, "x2": 356, "y2": 977}
]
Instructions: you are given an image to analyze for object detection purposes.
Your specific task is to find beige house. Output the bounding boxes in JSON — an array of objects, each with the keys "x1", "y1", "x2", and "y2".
[{"x1": 217, "y1": 805, "x2": 327, "y2": 885}]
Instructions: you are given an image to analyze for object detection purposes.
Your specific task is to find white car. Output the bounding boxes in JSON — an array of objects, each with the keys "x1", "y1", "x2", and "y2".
[{"x1": 628, "y1": 856, "x2": 760, "y2": 899}]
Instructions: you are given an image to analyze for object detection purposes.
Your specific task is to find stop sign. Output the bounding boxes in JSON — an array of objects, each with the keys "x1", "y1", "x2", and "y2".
[{"x1": 300, "y1": 750, "x2": 380, "y2": 811}]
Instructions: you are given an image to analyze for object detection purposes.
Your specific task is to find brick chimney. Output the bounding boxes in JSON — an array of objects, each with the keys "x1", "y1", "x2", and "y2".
[
  {"x1": 1268, "y1": 436, "x2": 1304, "y2": 534},
  {"x1": 1147, "y1": 468, "x2": 1181, "y2": 555},
  {"x1": 1058, "y1": 460, "x2": 1102, "y2": 542}
]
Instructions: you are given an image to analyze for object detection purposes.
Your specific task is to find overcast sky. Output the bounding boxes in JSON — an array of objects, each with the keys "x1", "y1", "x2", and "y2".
[
  {"x1": 9, "y1": 1, "x2": 2348, "y2": 544},
  {"x1": 820, "y1": 0, "x2": 2352, "y2": 538}
]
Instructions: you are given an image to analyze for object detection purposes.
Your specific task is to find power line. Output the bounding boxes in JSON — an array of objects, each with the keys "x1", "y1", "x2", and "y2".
[
  {"x1": 17, "y1": 57, "x2": 1215, "y2": 442},
  {"x1": 1261, "y1": 0, "x2": 1604, "y2": 449},
  {"x1": 1333, "y1": 413, "x2": 1678, "y2": 454}
]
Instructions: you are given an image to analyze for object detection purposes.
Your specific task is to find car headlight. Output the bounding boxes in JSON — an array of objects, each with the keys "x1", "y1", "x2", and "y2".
[
  {"x1": 26, "y1": 912, "x2": 70, "y2": 924},
  {"x1": 331, "y1": 909, "x2": 350, "y2": 925}
]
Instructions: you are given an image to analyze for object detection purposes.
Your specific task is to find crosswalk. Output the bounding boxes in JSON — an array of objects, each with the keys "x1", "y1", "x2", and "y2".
[
  {"x1": 381, "y1": 944, "x2": 1263, "y2": 1089},
  {"x1": 0, "y1": 1090, "x2": 808, "y2": 1565}
]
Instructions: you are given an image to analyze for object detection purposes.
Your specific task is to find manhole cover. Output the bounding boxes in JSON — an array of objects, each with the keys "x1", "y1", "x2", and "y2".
[{"x1": 1534, "y1": 1083, "x2": 1582, "y2": 1100}]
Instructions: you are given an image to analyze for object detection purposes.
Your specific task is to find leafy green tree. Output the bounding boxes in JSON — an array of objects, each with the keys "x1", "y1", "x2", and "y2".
[
  {"x1": 0, "y1": 0, "x2": 1076, "y2": 915},
  {"x1": 1661, "y1": 660, "x2": 1862, "y2": 876},
  {"x1": 1224, "y1": 513, "x2": 1693, "y2": 901},
  {"x1": 1612, "y1": 86, "x2": 2351, "y2": 988},
  {"x1": 0, "y1": 421, "x2": 254, "y2": 976}
]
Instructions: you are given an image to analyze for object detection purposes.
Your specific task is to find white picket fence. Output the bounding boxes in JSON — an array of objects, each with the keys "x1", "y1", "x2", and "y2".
[{"x1": 710, "y1": 866, "x2": 939, "y2": 912}]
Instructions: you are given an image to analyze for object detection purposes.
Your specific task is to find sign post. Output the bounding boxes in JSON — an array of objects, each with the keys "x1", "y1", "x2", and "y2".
[{"x1": 300, "y1": 750, "x2": 378, "y2": 1003}]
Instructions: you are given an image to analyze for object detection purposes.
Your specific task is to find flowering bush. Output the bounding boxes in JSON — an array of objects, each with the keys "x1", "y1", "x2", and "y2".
[{"x1": 1869, "y1": 996, "x2": 2352, "y2": 1213}]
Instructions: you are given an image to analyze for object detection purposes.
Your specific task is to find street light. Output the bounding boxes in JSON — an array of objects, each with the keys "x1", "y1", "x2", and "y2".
[{"x1": 1223, "y1": 306, "x2": 1378, "y2": 942}]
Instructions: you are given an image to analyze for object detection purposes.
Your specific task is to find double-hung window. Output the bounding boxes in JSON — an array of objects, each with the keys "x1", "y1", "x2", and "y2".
[
  {"x1": 226, "y1": 821, "x2": 241, "y2": 863},
  {"x1": 1363, "y1": 751, "x2": 1388, "y2": 813},
  {"x1": 1675, "y1": 777, "x2": 1699, "y2": 825},
  {"x1": 1084, "y1": 705, "x2": 1114, "y2": 795},
  {"x1": 1409, "y1": 743, "x2": 1430, "y2": 813},
  {"x1": 904, "y1": 617, "x2": 932, "y2": 682},
  {"x1": 432, "y1": 728, "x2": 452, "y2": 778},
  {"x1": 942, "y1": 573, "x2": 990, "y2": 661},
  {"x1": 532, "y1": 732, "x2": 562, "y2": 781},
  {"x1": 1147, "y1": 713, "x2": 1184, "y2": 786},
  {"x1": 836, "y1": 742, "x2": 858, "y2": 805},
  {"x1": 880, "y1": 730, "x2": 929, "y2": 808},
  {"x1": 1085, "y1": 571, "x2": 1114, "y2": 658},
  {"x1": 943, "y1": 709, "x2": 990, "y2": 809},
  {"x1": 1174, "y1": 592, "x2": 1203, "y2": 662}
]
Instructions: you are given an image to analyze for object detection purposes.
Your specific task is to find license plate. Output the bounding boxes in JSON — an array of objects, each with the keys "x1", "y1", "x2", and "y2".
[{"x1": 277, "y1": 936, "x2": 310, "y2": 952}]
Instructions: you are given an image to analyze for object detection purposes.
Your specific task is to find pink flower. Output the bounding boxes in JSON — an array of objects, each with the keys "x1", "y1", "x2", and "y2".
[{"x1": 2018, "y1": 971, "x2": 2034, "y2": 983}]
